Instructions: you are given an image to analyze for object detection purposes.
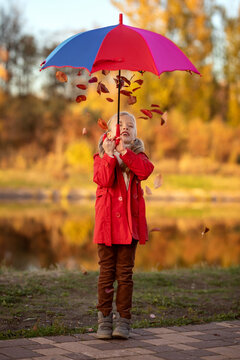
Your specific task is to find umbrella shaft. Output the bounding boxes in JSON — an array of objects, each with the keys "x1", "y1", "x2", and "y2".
[{"x1": 117, "y1": 69, "x2": 121, "y2": 124}]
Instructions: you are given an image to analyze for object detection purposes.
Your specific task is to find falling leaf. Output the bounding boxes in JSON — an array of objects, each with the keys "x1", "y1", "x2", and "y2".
[
  {"x1": 152, "y1": 109, "x2": 164, "y2": 115},
  {"x1": 88, "y1": 76, "x2": 98, "y2": 83},
  {"x1": 120, "y1": 90, "x2": 132, "y2": 96},
  {"x1": 106, "y1": 97, "x2": 114, "y2": 102},
  {"x1": 201, "y1": 227, "x2": 210, "y2": 236},
  {"x1": 161, "y1": 111, "x2": 168, "y2": 125},
  {"x1": 150, "y1": 314, "x2": 156, "y2": 318},
  {"x1": 140, "y1": 109, "x2": 152, "y2": 118},
  {"x1": 117, "y1": 75, "x2": 131, "y2": 86},
  {"x1": 132, "y1": 87, "x2": 141, "y2": 92},
  {"x1": 98, "y1": 82, "x2": 109, "y2": 94},
  {"x1": 128, "y1": 95, "x2": 137, "y2": 105},
  {"x1": 77, "y1": 69, "x2": 84, "y2": 76},
  {"x1": 145, "y1": 185, "x2": 152, "y2": 195},
  {"x1": 134, "y1": 79, "x2": 144, "y2": 85},
  {"x1": 114, "y1": 77, "x2": 124, "y2": 89},
  {"x1": 76, "y1": 84, "x2": 87, "y2": 90},
  {"x1": 56, "y1": 71, "x2": 68, "y2": 82},
  {"x1": 150, "y1": 227, "x2": 161, "y2": 232},
  {"x1": 82, "y1": 127, "x2": 87, "y2": 135},
  {"x1": 138, "y1": 116, "x2": 148, "y2": 120},
  {"x1": 154, "y1": 174, "x2": 163, "y2": 189},
  {"x1": 151, "y1": 104, "x2": 160, "y2": 108},
  {"x1": 105, "y1": 288, "x2": 114, "y2": 294},
  {"x1": 102, "y1": 70, "x2": 110, "y2": 75},
  {"x1": 76, "y1": 95, "x2": 87, "y2": 103},
  {"x1": 98, "y1": 118, "x2": 108, "y2": 130}
]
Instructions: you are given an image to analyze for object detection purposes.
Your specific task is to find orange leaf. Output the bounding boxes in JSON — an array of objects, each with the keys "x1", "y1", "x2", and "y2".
[
  {"x1": 106, "y1": 97, "x2": 114, "y2": 102},
  {"x1": 132, "y1": 87, "x2": 141, "y2": 92},
  {"x1": 88, "y1": 76, "x2": 98, "y2": 83},
  {"x1": 76, "y1": 84, "x2": 87, "y2": 90},
  {"x1": 154, "y1": 174, "x2": 163, "y2": 189},
  {"x1": 76, "y1": 95, "x2": 87, "y2": 103},
  {"x1": 120, "y1": 90, "x2": 132, "y2": 96},
  {"x1": 134, "y1": 79, "x2": 143, "y2": 85},
  {"x1": 82, "y1": 127, "x2": 87, "y2": 135},
  {"x1": 56, "y1": 71, "x2": 68, "y2": 82},
  {"x1": 98, "y1": 118, "x2": 108, "y2": 130},
  {"x1": 152, "y1": 109, "x2": 163, "y2": 115},
  {"x1": 145, "y1": 185, "x2": 152, "y2": 195},
  {"x1": 128, "y1": 95, "x2": 137, "y2": 105},
  {"x1": 150, "y1": 227, "x2": 161, "y2": 232},
  {"x1": 161, "y1": 111, "x2": 168, "y2": 125},
  {"x1": 102, "y1": 70, "x2": 110, "y2": 75},
  {"x1": 140, "y1": 109, "x2": 152, "y2": 118}
]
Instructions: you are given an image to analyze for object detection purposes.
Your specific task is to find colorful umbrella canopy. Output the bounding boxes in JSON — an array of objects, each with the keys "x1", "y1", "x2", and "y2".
[
  {"x1": 40, "y1": 14, "x2": 200, "y2": 76},
  {"x1": 40, "y1": 14, "x2": 200, "y2": 143}
]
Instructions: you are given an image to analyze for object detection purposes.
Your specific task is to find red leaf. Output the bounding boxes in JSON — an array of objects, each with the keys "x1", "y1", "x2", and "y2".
[
  {"x1": 76, "y1": 84, "x2": 87, "y2": 90},
  {"x1": 151, "y1": 104, "x2": 160, "y2": 108},
  {"x1": 120, "y1": 90, "x2": 132, "y2": 96},
  {"x1": 99, "y1": 82, "x2": 109, "y2": 93},
  {"x1": 151, "y1": 109, "x2": 164, "y2": 115},
  {"x1": 56, "y1": 71, "x2": 68, "y2": 83},
  {"x1": 128, "y1": 95, "x2": 137, "y2": 105},
  {"x1": 132, "y1": 87, "x2": 141, "y2": 92},
  {"x1": 114, "y1": 77, "x2": 124, "y2": 89},
  {"x1": 97, "y1": 82, "x2": 101, "y2": 95},
  {"x1": 140, "y1": 109, "x2": 152, "y2": 118},
  {"x1": 77, "y1": 69, "x2": 84, "y2": 76},
  {"x1": 117, "y1": 75, "x2": 131, "y2": 86},
  {"x1": 154, "y1": 174, "x2": 163, "y2": 189},
  {"x1": 138, "y1": 116, "x2": 148, "y2": 119},
  {"x1": 134, "y1": 79, "x2": 143, "y2": 85},
  {"x1": 106, "y1": 97, "x2": 114, "y2": 102},
  {"x1": 76, "y1": 95, "x2": 87, "y2": 103},
  {"x1": 102, "y1": 70, "x2": 110, "y2": 75},
  {"x1": 88, "y1": 76, "x2": 98, "y2": 83},
  {"x1": 98, "y1": 118, "x2": 108, "y2": 130}
]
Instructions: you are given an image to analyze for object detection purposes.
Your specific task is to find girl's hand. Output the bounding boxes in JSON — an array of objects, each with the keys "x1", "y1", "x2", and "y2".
[
  {"x1": 115, "y1": 138, "x2": 127, "y2": 155},
  {"x1": 103, "y1": 137, "x2": 115, "y2": 156}
]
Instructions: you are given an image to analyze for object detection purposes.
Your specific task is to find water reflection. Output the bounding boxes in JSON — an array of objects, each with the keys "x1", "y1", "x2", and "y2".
[{"x1": 0, "y1": 200, "x2": 239, "y2": 271}]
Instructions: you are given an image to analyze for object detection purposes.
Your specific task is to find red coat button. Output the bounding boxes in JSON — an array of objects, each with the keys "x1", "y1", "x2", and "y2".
[
  {"x1": 116, "y1": 212, "x2": 121, "y2": 217},
  {"x1": 118, "y1": 196, "x2": 123, "y2": 201}
]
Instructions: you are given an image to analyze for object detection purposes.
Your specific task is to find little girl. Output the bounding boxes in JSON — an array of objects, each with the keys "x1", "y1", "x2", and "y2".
[{"x1": 93, "y1": 111, "x2": 154, "y2": 339}]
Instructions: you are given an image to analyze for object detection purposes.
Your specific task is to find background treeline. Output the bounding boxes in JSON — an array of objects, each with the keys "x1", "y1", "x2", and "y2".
[{"x1": 0, "y1": 0, "x2": 240, "y2": 176}]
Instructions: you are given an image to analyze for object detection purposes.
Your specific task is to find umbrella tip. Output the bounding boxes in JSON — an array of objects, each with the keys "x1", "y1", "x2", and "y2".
[{"x1": 119, "y1": 13, "x2": 123, "y2": 24}]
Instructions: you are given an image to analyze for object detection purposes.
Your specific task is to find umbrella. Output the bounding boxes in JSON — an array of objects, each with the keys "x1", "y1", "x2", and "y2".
[{"x1": 40, "y1": 13, "x2": 200, "y2": 143}]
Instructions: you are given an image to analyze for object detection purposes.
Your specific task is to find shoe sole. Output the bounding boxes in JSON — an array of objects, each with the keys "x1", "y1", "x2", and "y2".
[
  {"x1": 96, "y1": 333, "x2": 112, "y2": 340},
  {"x1": 112, "y1": 331, "x2": 129, "y2": 339}
]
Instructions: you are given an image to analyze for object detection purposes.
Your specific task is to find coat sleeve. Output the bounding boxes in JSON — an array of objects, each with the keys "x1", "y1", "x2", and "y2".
[
  {"x1": 93, "y1": 153, "x2": 117, "y2": 187},
  {"x1": 120, "y1": 149, "x2": 154, "y2": 180}
]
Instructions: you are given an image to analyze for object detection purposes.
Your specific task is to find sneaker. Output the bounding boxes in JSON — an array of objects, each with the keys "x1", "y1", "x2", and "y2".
[
  {"x1": 112, "y1": 313, "x2": 131, "y2": 339},
  {"x1": 96, "y1": 311, "x2": 113, "y2": 339}
]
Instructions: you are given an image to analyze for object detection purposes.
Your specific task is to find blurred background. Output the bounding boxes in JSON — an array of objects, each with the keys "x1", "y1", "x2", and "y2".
[{"x1": 0, "y1": 0, "x2": 240, "y2": 272}]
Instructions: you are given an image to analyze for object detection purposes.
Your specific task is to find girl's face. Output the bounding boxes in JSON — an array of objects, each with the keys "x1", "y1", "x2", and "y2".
[{"x1": 108, "y1": 115, "x2": 136, "y2": 144}]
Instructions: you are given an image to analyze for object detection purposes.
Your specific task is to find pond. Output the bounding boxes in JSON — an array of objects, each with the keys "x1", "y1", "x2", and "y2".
[{"x1": 0, "y1": 200, "x2": 239, "y2": 271}]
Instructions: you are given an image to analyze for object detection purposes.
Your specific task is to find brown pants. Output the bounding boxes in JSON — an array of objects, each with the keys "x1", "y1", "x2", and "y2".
[{"x1": 97, "y1": 238, "x2": 138, "y2": 319}]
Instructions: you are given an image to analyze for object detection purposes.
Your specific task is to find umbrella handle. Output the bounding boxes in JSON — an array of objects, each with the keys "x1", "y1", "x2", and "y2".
[{"x1": 115, "y1": 123, "x2": 120, "y2": 145}]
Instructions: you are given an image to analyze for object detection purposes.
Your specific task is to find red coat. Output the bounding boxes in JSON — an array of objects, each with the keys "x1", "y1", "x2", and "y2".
[{"x1": 93, "y1": 148, "x2": 154, "y2": 246}]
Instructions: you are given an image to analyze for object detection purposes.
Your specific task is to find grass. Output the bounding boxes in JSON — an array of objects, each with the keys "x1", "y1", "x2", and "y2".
[{"x1": 0, "y1": 265, "x2": 239, "y2": 339}]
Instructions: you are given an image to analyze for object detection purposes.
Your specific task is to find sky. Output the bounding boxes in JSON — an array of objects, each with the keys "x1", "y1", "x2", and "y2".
[{"x1": 1, "y1": 0, "x2": 239, "y2": 44}]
